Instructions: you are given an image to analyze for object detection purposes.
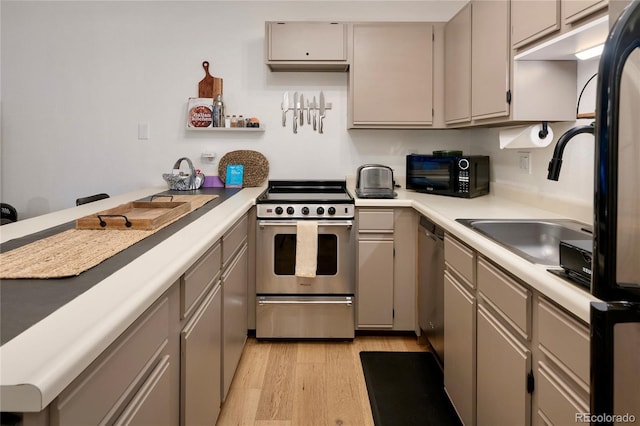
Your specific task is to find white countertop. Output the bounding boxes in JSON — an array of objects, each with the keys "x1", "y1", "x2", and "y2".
[
  {"x1": 0, "y1": 183, "x2": 598, "y2": 412},
  {"x1": 353, "y1": 185, "x2": 599, "y2": 326},
  {"x1": 0, "y1": 186, "x2": 265, "y2": 412}
]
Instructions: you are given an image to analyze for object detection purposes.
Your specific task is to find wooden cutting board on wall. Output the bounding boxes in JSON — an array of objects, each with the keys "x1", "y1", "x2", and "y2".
[{"x1": 198, "y1": 61, "x2": 223, "y2": 98}]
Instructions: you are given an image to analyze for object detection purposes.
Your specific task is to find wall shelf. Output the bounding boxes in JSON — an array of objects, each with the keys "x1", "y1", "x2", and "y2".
[{"x1": 187, "y1": 125, "x2": 265, "y2": 132}]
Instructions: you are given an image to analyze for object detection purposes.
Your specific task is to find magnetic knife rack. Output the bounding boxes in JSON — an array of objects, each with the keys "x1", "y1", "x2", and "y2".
[{"x1": 283, "y1": 101, "x2": 332, "y2": 111}]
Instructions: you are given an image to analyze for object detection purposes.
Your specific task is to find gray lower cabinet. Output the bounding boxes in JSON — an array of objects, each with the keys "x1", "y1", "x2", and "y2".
[
  {"x1": 50, "y1": 287, "x2": 180, "y2": 426},
  {"x1": 476, "y1": 304, "x2": 532, "y2": 426},
  {"x1": 181, "y1": 283, "x2": 222, "y2": 426},
  {"x1": 356, "y1": 208, "x2": 417, "y2": 331},
  {"x1": 113, "y1": 355, "x2": 172, "y2": 426},
  {"x1": 443, "y1": 270, "x2": 476, "y2": 426},
  {"x1": 534, "y1": 298, "x2": 589, "y2": 425},
  {"x1": 221, "y1": 215, "x2": 249, "y2": 401},
  {"x1": 357, "y1": 209, "x2": 395, "y2": 329},
  {"x1": 476, "y1": 257, "x2": 532, "y2": 426},
  {"x1": 222, "y1": 244, "x2": 248, "y2": 400},
  {"x1": 180, "y1": 242, "x2": 223, "y2": 426},
  {"x1": 443, "y1": 234, "x2": 590, "y2": 426},
  {"x1": 16, "y1": 214, "x2": 251, "y2": 426},
  {"x1": 358, "y1": 239, "x2": 394, "y2": 327}
]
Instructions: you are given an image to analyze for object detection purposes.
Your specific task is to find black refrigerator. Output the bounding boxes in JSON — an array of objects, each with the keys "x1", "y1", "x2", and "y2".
[{"x1": 591, "y1": 0, "x2": 640, "y2": 424}]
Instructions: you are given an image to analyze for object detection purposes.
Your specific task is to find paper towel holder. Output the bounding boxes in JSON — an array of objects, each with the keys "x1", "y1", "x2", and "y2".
[{"x1": 538, "y1": 122, "x2": 550, "y2": 139}]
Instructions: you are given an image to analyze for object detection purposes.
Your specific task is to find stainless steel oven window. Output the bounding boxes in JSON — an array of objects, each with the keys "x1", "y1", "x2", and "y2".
[
  {"x1": 257, "y1": 220, "x2": 355, "y2": 295},
  {"x1": 273, "y1": 233, "x2": 338, "y2": 275}
]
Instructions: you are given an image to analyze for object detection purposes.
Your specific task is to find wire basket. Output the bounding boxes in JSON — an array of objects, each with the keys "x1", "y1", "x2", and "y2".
[{"x1": 162, "y1": 157, "x2": 205, "y2": 190}]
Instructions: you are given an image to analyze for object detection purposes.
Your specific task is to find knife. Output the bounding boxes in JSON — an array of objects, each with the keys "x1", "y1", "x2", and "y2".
[
  {"x1": 319, "y1": 91, "x2": 325, "y2": 134},
  {"x1": 306, "y1": 97, "x2": 311, "y2": 125},
  {"x1": 299, "y1": 93, "x2": 305, "y2": 127},
  {"x1": 293, "y1": 92, "x2": 298, "y2": 134},
  {"x1": 312, "y1": 95, "x2": 317, "y2": 131},
  {"x1": 281, "y1": 92, "x2": 288, "y2": 127}
]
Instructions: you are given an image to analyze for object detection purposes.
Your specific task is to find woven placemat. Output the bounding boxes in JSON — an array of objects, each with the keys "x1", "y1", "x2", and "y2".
[
  {"x1": 218, "y1": 150, "x2": 269, "y2": 187},
  {"x1": 0, "y1": 194, "x2": 218, "y2": 279}
]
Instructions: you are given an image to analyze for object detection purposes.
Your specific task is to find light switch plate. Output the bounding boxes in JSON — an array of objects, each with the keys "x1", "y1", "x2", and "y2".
[{"x1": 138, "y1": 123, "x2": 150, "y2": 140}]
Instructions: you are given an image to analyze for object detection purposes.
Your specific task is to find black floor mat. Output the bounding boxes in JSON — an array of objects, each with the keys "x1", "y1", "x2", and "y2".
[{"x1": 360, "y1": 351, "x2": 462, "y2": 426}]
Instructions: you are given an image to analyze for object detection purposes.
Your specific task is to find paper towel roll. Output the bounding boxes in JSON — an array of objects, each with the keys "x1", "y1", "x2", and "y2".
[{"x1": 499, "y1": 124, "x2": 554, "y2": 149}]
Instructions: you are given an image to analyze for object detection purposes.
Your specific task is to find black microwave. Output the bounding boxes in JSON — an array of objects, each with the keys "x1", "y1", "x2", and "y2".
[{"x1": 406, "y1": 154, "x2": 490, "y2": 198}]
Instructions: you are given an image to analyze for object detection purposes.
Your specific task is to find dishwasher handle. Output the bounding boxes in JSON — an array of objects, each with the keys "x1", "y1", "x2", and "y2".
[
  {"x1": 419, "y1": 215, "x2": 444, "y2": 242},
  {"x1": 423, "y1": 227, "x2": 444, "y2": 243}
]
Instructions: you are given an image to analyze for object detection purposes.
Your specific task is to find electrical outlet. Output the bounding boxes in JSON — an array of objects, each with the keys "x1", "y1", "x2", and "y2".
[
  {"x1": 518, "y1": 151, "x2": 531, "y2": 174},
  {"x1": 201, "y1": 152, "x2": 216, "y2": 162}
]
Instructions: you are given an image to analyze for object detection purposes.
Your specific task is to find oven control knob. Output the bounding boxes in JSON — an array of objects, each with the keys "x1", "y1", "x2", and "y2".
[
  {"x1": 301, "y1": 207, "x2": 310, "y2": 215},
  {"x1": 275, "y1": 207, "x2": 283, "y2": 215},
  {"x1": 316, "y1": 207, "x2": 325, "y2": 215},
  {"x1": 328, "y1": 207, "x2": 336, "y2": 215},
  {"x1": 286, "y1": 206, "x2": 295, "y2": 215},
  {"x1": 458, "y1": 158, "x2": 470, "y2": 170}
]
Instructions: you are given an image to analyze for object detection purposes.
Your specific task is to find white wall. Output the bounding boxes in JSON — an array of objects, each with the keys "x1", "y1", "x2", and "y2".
[{"x1": 1, "y1": 0, "x2": 597, "y2": 220}]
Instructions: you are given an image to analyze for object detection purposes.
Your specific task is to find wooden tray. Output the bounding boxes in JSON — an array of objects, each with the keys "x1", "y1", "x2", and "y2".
[{"x1": 76, "y1": 201, "x2": 190, "y2": 230}]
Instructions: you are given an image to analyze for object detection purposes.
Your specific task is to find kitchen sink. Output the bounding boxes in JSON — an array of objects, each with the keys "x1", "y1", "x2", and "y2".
[{"x1": 456, "y1": 219, "x2": 592, "y2": 267}]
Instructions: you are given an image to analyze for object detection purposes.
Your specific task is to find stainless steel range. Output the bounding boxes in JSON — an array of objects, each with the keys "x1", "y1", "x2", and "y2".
[{"x1": 255, "y1": 180, "x2": 355, "y2": 339}]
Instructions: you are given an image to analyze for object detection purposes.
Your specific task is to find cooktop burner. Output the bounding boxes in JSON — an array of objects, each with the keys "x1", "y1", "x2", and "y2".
[{"x1": 256, "y1": 180, "x2": 355, "y2": 219}]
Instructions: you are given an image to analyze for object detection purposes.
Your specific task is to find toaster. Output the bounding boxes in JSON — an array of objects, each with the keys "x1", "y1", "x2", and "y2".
[{"x1": 356, "y1": 164, "x2": 397, "y2": 199}]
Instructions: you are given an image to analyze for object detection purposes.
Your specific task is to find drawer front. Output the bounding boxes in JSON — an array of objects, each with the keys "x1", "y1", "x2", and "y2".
[
  {"x1": 444, "y1": 235, "x2": 475, "y2": 285},
  {"x1": 358, "y1": 209, "x2": 394, "y2": 232},
  {"x1": 53, "y1": 298, "x2": 169, "y2": 426},
  {"x1": 182, "y1": 242, "x2": 221, "y2": 319},
  {"x1": 256, "y1": 295, "x2": 355, "y2": 339},
  {"x1": 538, "y1": 298, "x2": 590, "y2": 385},
  {"x1": 536, "y1": 360, "x2": 589, "y2": 425},
  {"x1": 477, "y1": 258, "x2": 531, "y2": 339},
  {"x1": 113, "y1": 355, "x2": 172, "y2": 426},
  {"x1": 222, "y1": 215, "x2": 248, "y2": 267}
]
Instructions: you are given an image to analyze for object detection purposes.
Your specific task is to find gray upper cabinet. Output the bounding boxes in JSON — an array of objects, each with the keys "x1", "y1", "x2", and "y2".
[
  {"x1": 349, "y1": 22, "x2": 435, "y2": 128},
  {"x1": 609, "y1": 0, "x2": 630, "y2": 27},
  {"x1": 444, "y1": 3, "x2": 472, "y2": 124},
  {"x1": 563, "y1": 0, "x2": 608, "y2": 24},
  {"x1": 442, "y1": 0, "x2": 576, "y2": 126},
  {"x1": 511, "y1": 0, "x2": 561, "y2": 49},
  {"x1": 512, "y1": 0, "x2": 609, "y2": 51},
  {"x1": 471, "y1": 0, "x2": 511, "y2": 120},
  {"x1": 266, "y1": 22, "x2": 348, "y2": 71},
  {"x1": 444, "y1": 0, "x2": 511, "y2": 123}
]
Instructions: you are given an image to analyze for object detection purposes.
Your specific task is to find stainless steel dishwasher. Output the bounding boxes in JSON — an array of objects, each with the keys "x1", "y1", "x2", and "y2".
[{"x1": 418, "y1": 215, "x2": 445, "y2": 365}]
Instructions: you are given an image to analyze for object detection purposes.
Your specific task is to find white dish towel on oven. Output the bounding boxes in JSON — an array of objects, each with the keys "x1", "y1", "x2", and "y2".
[{"x1": 295, "y1": 221, "x2": 318, "y2": 278}]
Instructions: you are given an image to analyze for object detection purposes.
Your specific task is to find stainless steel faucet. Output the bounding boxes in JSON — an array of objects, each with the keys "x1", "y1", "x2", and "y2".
[{"x1": 546, "y1": 124, "x2": 595, "y2": 181}]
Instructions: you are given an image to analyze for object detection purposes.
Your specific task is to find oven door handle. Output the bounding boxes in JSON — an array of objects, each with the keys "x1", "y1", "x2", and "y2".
[
  {"x1": 258, "y1": 220, "x2": 353, "y2": 228},
  {"x1": 258, "y1": 296, "x2": 353, "y2": 306}
]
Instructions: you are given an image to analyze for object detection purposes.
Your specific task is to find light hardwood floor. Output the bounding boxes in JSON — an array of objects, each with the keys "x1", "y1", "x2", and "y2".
[{"x1": 217, "y1": 335, "x2": 427, "y2": 426}]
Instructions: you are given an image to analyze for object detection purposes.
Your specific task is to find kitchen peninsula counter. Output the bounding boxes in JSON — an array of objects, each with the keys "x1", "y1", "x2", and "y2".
[{"x1": 0, "y1": 185, "x2": 264, "y2": 412}]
